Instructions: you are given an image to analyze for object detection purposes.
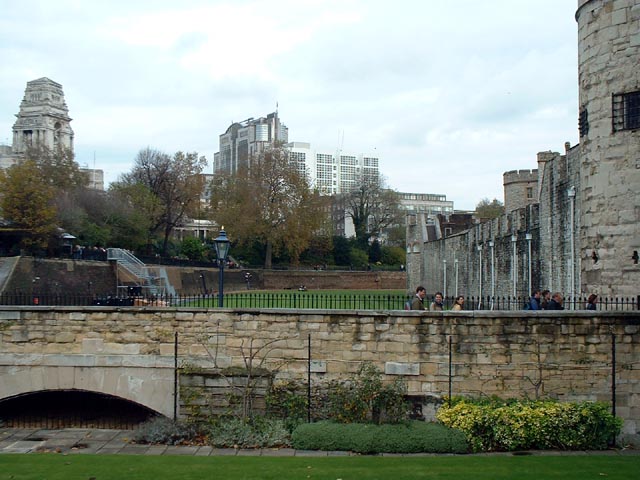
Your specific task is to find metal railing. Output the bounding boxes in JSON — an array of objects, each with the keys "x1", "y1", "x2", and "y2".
[{"x1": 0, "y1": 292, "x2": 638, "y2": 311}]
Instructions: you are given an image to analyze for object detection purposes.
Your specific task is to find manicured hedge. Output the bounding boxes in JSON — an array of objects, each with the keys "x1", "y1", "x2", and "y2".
[
  {"x1": 291, "y1": 421, "x2": 468, "y2": 454},
  {"x1": 437, "y1": 398, "x2": 622, "y2": 452}
]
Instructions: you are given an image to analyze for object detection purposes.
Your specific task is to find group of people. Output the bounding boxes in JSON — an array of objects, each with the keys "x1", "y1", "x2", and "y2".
[
  {"x1": 410, "y1": 286, "x2": 599, "y2": 311},
  {"x1": 526, "y1": 290, "x2": 598, "y2": 310},
  {"x1": 410, "y1": 286, "x2": 464, "y2": 311}
]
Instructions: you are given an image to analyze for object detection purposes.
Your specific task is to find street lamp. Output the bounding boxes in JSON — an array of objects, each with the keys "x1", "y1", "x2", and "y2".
[{"x1": 214, "y1": 227, "x2": 231, "y2": 307}]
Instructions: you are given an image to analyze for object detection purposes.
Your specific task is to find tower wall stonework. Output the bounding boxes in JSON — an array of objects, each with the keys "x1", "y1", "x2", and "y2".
[{"x1": 576, "y1": 0, "x2": 640, "y2": 295}]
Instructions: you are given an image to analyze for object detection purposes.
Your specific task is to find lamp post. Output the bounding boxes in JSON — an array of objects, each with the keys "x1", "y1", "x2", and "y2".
[
  {"x1": 567, "y1": 186, "x2": 576, "y2": 309},
  {"x1": 488, "y1": 240, "x2": 495, "y2": 310},
  {"x1": 213, "y1": 227, "x2": 230, "y2": 308},
  {"x1": 511, "y1": 234, "x2": 518, "y2": 300},
  {"x1": 443, "y1": 259, "x2": 447, "y2": 299},
  {"x1": 526, "y1": 233, "x2": 533, "y2": 299}
]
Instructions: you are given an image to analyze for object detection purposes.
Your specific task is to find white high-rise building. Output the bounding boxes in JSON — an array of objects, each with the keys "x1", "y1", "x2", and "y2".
[
  {"x1": 213, "y1": 113, "x2": 380, "y2": 195},
  {"x1": 287, "y1": 142, "x2": 379, "y2": 195}
]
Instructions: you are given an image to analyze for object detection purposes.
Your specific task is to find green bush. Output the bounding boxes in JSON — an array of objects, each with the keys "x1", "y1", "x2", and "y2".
[
  {"x1": 291, "y1": 421, "x2": 468, "y2": 454},
  {"x1": 206, "y1": 416, "x2": 291, "y2": 448},
  {"x1": 437, "y1": 398, "x2": 622, "y2": 452},
  {"x1": 132, "y1": 417, "x2": 199, "y2": 445},
  {"x1": 325, "y1": 362, "x2": 409, "y2": 424},
  {"x1": 266, "y1": 380, "x2": 308, "y2": 432}
]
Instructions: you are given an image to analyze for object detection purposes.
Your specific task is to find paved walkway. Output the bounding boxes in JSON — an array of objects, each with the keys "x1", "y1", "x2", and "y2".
[{"x1": 1, "y1": 428, "x2": 638, "y2": 457}]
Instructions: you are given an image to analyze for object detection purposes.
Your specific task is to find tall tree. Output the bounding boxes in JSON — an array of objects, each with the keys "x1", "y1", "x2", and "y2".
[
  {"x1": 112, "y1": 148, "x2": 207, "y2": 255},
  {"x1": 209, "y1": 143, "x2": 329, "y2": 268},
  {"x1": 24, "y1": 144, "x2": 88, "y2": 190},
  {"x1": 342, "y1": 175, "x2": 401, "y2": 248},
  {"x1": 0, "y1": 159, "x2": 58, "y2": 252},
  {"x1": 475, "y1": 198, "x2": 505, "y2": 220}
]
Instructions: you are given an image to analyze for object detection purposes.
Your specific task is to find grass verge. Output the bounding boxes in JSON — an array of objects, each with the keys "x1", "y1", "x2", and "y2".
[{"x1": 0, "y1": 453, "x2": 638, "y2": 480}]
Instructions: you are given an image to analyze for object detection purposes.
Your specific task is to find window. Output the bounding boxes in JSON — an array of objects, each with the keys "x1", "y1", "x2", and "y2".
[
  {"x1": 579, "y1": 108, "x2": 589, "y2": 137},
  {"x1": 613, "y1": 91, "x2": 640, "y2": 132},
  {"x1": 526, "y1": 187, "x2": 533, "y2": 199}
]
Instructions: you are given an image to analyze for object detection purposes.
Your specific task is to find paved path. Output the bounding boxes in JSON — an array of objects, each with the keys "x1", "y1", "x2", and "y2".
[{"x1": 1, "y1": 428, "x2": 638, "y2": 457}]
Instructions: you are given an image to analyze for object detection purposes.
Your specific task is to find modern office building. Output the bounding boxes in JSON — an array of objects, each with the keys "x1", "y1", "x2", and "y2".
[
  {"x1": 288, "y1": 142, "x2": 379, "y2": 195},
  {"x1": 213, "y1": 112, "x2": 288, "y2": 174}
]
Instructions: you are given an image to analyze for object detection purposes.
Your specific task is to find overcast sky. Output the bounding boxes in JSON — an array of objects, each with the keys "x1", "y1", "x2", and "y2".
[{"x1": 0, "y1": 0, "x2": 579, "y2": 211}]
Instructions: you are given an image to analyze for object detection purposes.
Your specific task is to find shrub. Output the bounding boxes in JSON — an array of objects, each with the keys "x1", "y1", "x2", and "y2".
[
  {"x1": 437, "y1": 397, "x2": 622, "y2": 452},
  {"x1": 291, "y1": 421, "x2": 468, "y2": 454},
  {"x1": 266, "y1": 380, "x2": 308, "y2": 432},
  {"x1": 206, "y1": 416, "x2": 291, "y2": 448},
  {"x1": 132, "y1": 417, "x2": 199, "y2": 445},
  {"x1": 325, "y1": 362, "x2": 409, "y2": 424}
]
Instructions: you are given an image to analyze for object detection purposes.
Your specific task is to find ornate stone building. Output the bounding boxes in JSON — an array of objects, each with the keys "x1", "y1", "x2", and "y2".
[
  {"x1": 0, "y1": 77, "x2": 74, "y2": 170},
  {"x1": 407, "y1": 0, "x2": 639, "y2": 299}
]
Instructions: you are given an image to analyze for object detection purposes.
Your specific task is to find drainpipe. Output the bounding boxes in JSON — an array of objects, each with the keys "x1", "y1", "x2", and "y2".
[{"x1": 568, "y1": 186, "x2": 576, "y2": 309}]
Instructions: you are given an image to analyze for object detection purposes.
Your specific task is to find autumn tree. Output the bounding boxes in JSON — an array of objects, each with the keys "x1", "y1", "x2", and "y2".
[
  {"x1": 24, "y1": 144, "x2": 88, "y2": 191},
  {"x1": 209, "y1": 143, "x2": 329, "y2": 268},
  {"x1": 112, "y1": 148, "x2": 207, "y2": 255},
  {"x1": 475, "y1": 197, "x2": 505, "y2": 220},
  {"x1": 342, "y1": 175, "x2": 402, "y2": 249},
  {"x1": 0, "y1": 159, "x2": 58, "y2": 252}
]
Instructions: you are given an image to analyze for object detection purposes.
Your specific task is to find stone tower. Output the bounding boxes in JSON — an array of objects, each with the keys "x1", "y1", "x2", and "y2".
[
  {"x1": 503, "y1": 169, "x2": 538, "y2": 213},
  {"x1": 576, "y1": 0, "x2": 640, "y2": 296},
  {"x1": 12, "y1": 77, "x2": 74, "y2": 154}
]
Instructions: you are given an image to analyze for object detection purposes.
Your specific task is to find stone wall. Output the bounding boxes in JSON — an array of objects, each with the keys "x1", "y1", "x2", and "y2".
[
  {"x1": 2, "y1": 257, "x2": 117, "y2": 297},
  {"x1": 0, "y1": 307, "x2": 638, "y2": 444},
  {"x1": 409, "y1": 206, "x2": 540, "y2": 299}
]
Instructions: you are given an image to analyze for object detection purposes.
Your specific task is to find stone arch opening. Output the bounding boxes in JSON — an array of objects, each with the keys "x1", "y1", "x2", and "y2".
[{"x1": 0, "y1": 389, "x2": 162, "y2": 429}]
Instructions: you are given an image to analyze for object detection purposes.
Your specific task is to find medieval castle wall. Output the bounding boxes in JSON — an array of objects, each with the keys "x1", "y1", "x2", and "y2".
[{"x1": 408, "y1": 1, "x2": 639, "y2": 299}]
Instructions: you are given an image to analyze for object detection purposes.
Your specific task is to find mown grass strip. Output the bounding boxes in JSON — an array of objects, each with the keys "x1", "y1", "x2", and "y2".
[{"x1": 0, "y1": 453, "x2": 638, "y2": 480}]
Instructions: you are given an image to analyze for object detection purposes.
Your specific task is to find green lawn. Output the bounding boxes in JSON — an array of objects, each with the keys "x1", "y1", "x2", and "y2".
[
  {"x1": 1, "y1": 454, "x2": 638, "y2": 480},
  {"x1": 181, "y1": 289, "x2": 408, "y2": 310}
]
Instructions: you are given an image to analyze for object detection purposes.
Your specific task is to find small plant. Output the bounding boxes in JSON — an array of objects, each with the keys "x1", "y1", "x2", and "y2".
[{"x1": 132, "y1": 417, "x2": 200, "y2": 445}]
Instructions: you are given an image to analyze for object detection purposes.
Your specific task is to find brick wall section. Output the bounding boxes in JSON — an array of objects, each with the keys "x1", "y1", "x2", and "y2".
[{"x1": 0, "y1": 307, "x2": 638, "y2": 442}]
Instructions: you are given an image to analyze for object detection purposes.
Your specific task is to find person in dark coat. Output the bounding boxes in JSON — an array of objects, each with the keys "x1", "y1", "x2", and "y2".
[
  {"x1": 411, "y1": 286, "x2": 427, "y2": 310},
  {"x1": 586, "y1": 293, "x2": 598, "y2": 310},
  {"x1": 547, "y1": 292, "x2": 564, "y2": 310}
]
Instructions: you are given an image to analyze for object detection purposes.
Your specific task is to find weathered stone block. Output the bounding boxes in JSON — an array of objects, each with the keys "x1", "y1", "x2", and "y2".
[{"x1": 384, "y1": 361, "x2": 420, "y2": 376}]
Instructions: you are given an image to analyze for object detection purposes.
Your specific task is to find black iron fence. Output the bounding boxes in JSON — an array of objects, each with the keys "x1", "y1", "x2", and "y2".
[{"x1": 0, "y1": 292, "x2": 638, "y2": 311}]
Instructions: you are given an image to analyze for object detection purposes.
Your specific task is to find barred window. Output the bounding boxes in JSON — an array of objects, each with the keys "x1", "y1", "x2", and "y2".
[
  {"x1": 579, "y1": 108, "x2": 589, "y2": 137},
  {"x1": 613, "y1": 91, "x2": 640, "y2": 132}
]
